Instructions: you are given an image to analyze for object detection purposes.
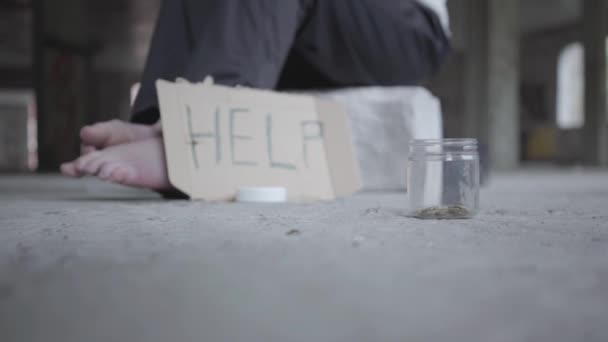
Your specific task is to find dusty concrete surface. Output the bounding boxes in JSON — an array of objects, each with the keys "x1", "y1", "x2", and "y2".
[{"x1": 0, "y1": 170, "x2": 607, "y2": 342}]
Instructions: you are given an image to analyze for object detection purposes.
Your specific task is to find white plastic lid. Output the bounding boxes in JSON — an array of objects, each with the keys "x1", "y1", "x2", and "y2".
[{"x1": 236, "y1": 187, "x2": 287, "y2": 203}]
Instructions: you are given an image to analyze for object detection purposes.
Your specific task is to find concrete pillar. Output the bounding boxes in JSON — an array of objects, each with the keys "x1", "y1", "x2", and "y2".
[
  {"x1": 463, "y1": 0, "x2": 488, "y2": 142},
  {"x1": 488, "y1": 0, "x2": 520, "y2": 170},
  {"x1": 0, "y1": 92, "x2": 34, "y2": 171},
  {"x1": 34, "y1": 0, "x2": 93, "y2": 171},
  {"x1": 464, "y1": 0, "x2": 520, "y2": 171},
  {"x1": 582, "y1": 0, "x2": 608, "y2": 166}
]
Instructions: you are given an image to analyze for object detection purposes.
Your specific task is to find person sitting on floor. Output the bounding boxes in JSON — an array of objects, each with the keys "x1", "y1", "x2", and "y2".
[{"x1": 61, "y1": 0, "x2": 451, "y2": 192}]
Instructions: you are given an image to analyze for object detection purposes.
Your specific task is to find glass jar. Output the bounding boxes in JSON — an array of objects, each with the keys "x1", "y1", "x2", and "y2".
[{"x1": 407, "y1": 139, "x2": 480, "y2": 219}]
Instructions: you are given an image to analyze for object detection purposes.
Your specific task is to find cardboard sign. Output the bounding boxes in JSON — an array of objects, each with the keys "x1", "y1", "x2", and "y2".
[{"x1": 156, "y1": 78, "x2": 361, "y2": 201}]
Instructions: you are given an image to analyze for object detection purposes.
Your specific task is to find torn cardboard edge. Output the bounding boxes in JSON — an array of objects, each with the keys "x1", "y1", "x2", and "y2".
[{"x1": 156, "y1": 77, "x2": 361, "y2": 202}]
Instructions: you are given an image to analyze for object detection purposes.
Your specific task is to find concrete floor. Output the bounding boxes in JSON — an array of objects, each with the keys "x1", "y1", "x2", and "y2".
[{"x1": 0, "y1": 170, "x2": 607, "y2": 342}]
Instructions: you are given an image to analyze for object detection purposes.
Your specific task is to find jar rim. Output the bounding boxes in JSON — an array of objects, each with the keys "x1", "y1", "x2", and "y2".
[{"x1": 409, "y1": 138, "x2": 478, "y2": 146}]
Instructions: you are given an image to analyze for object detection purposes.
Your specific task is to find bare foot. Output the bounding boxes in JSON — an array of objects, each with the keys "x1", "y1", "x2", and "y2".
[
  {"x1": 80, "y1": 119, "x2": 161, "y2": 151},
  {"x1": 61, "y1": 137, "x2": 171, "y2": 190}
]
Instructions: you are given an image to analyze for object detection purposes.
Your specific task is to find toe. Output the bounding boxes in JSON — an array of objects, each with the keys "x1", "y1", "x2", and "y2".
[
  {"x1": 74, "y1": 152, "x2": 101, "y2": 174},
  {"x1": 82, "y1": 154, "x2": 108, "y2": 176},
  {"x1": 60, "y1": 162, "x2": 81, "y2": 177},
  {"x1": 79, "y1": 125, "x2": 98, "y2": 144},
  {"x1": 80, "y1": 121, "x2": 115, "y2": 148},
  {"x1": 110, "y1": 166, "x2": 136, "y2": 185},
  {"x1": 81, "y1": 144, "x2": 96, "y2": 155},
  {"x1": 98, "y1": 162, "x2": 120, "y2": 181}
]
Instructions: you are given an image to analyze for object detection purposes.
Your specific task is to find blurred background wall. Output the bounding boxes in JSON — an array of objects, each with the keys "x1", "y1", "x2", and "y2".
[{"x1": 0, "y1": 0, "x2": 606, "y2": 172}]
